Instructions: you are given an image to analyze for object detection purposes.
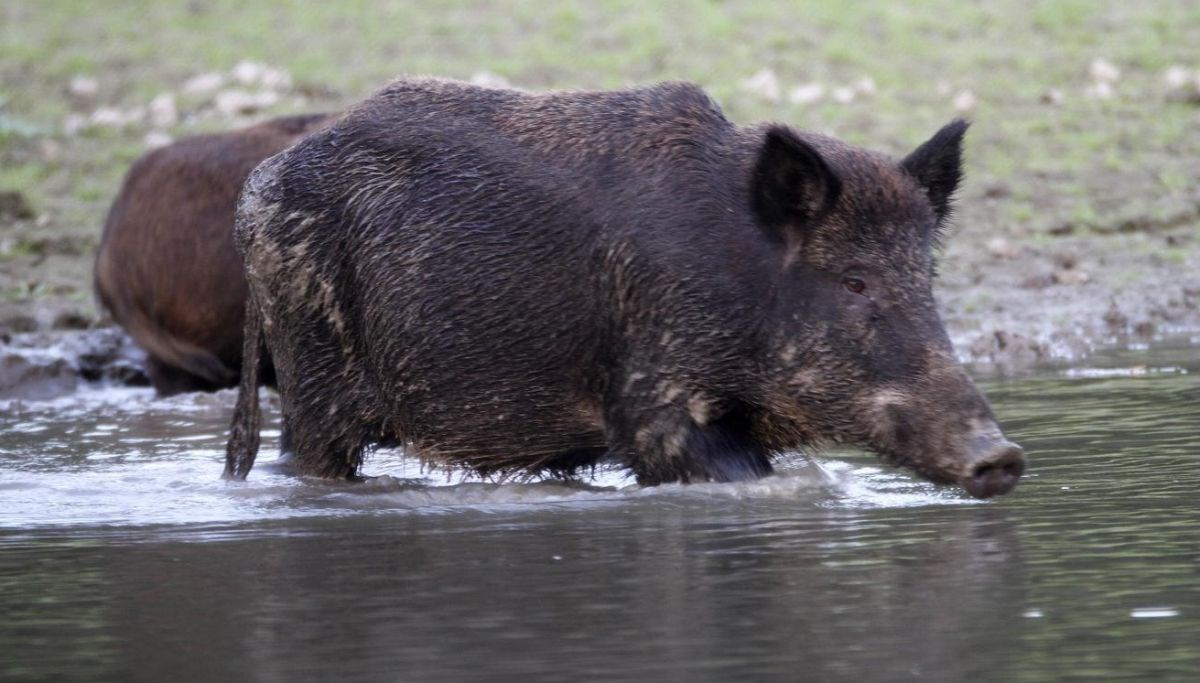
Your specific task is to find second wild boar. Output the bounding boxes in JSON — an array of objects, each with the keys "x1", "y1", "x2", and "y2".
[{"x1": 94, "y1": 113, "x2": 331, "y2": 395}]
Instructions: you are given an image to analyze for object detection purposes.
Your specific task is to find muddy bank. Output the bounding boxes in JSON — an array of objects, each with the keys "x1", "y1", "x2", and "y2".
[
  {"x1": 940, "y1": 219, "x2": 1200, "y2": 368},
  {"x1": 0, "y1": 327, "x2": 146, "y2": 401},
  {"x1": 3, "y1": 219, "x2": 1198, "y2": 403},
  {"x1": 2, "y1": 199, "x2": 1199, "y2": 400}
]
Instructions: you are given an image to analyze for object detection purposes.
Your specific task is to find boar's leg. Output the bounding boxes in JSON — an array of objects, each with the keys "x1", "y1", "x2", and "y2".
[
  {"x1": 613, "y1": 406, "x2": 773, "y2": 486},
  {"x1": 276, "y1": 387, "x2": 373, "y2": 480},
  {"x1": 680, "y1": 414, "x2": 773, "y2": 484},
  {"x1": 267, "y1": 319, "x2": 385, "y2": 481},
  {"x1": 278, "y1": 416, "x2": 295, "y2": 460}
]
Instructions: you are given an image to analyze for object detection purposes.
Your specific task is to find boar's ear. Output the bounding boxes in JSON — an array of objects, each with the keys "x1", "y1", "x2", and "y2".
[
  {"x1": 751, "y1": 126, "x2": 842, "y2": 242},
  {"x1": 902, "y1": 119, "x2": 968, "y2": 224}
]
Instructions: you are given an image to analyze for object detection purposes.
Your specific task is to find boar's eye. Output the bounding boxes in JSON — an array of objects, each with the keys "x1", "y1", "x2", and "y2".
[{"x1": 842, "y1": 276, "x2": 867, "y2": 295}]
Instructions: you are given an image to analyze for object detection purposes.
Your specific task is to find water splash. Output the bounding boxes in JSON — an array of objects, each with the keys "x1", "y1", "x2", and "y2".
[{"x1": 0, "y1": 385, "x2": 965, "y2": 532}]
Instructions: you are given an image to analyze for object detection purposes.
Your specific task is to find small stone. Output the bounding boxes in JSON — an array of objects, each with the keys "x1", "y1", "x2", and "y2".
[
  {"x1": 183, "y1": 72, "x2": 226, "y2": 95},
  {"x1": 831, "y1": 87, "x2": 855, "y2": 104},
  {"x1": 952, "y1": 90, "x2": 976, "y2": 112},
  {"x1": 259, "y1": 66, "x2": 292, "y2": 91},
  {"x1": 213, "y1": 89, "x2": 279, "y2": 117},
  {"x1": 1019, "y1": 274, "x2": 1055, "y2": 290},
  {"x1": 231, "y1": 60, "x2": 268, "y2": 85},
  {"x1": 63, "y1": 328, "x2": 148, "y2": 385},
  {"x1": 1040, "y1": 89, "x2": 1064, "y2": 106},
  {"x1": 148, "y1": 93, "x2": 178, "y2": 127},
  {"x1": 982, "y1": 183, "x2": 1011, "y2": 199},
  {"x1": 1163, "y1": 65, "x2": 1191, "y2": 90},
  {"x1": 144, "y1": 131, "x2": 174, "y2": 149},
  {"x1": 1052, "y1": 269, "x2": 1090, "y2": 285},
  {"x1": 229, "y1": 61, "x2": 292, "y2": 91},
  {"x1": 0, "y1": 314, "x2": 38, "y2": 334},
  {"x1": 1103, "y1": 303, "x2": 1128, "y2": 330},
  {"x1": 0, "y1": 353, "x2": 77, "y2": 401},
  {"x1": 68, "y1": 75, "x2": 99, "y2": 99},
  {"x1": 469, "y1": 71, "x2": 511, "y2": 90},
  {"x1": 740, "y1": 68, "x2": 782, "y2": 103},
  {"x1": 37, "y1": 139, "x2": 61, "y2": 162},
  {"x1": 89, "y1": 107, "x2": 129, "y2": 127},
  {"x1": 788, "y1": 82, "x2": 825, "y2": 104},
  {"x1": 985, "y1": 237, "x2": 1016, "y2": 259},
  {"x1": 852, "y1": 76, "x2": 876, "y2": 98},
  {"x1": 1163, "y1": 65, "x2": 1200, "y2": 103},
  {"x1": 1089, "y1": 58, "x2": 1121, "y2": 84},
  {"x1": 0, "y1": 190, "x2": 36, "y2": 222},
  {"x1": 1053, "y1": 252, "x2": 1079, "y2": 270},
  {"x1": 1086, "y1": 81, "x2": 1114, "y2": 100},
  {"x1": 52, "y1": 311, "x2": 91, "y2": 331},
  {"x1": 968, "y1": 330, "x2": 1047, "y2": 365},
  {"x1": 63, "y1": 113, "x2": 87, "y2": 135}
]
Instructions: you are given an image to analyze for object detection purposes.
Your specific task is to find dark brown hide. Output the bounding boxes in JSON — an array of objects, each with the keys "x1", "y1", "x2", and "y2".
[{"x1": 95, "y1": 113, "x2": 332, "y2": 395}]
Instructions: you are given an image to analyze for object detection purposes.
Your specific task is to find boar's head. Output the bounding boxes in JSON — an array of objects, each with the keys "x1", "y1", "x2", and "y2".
[{"x1": 751, "y1": 121, "x2": 1024, "y2": 498}]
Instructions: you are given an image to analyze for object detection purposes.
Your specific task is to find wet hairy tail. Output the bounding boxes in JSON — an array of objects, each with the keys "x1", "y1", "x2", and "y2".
[{"x1": 223, "y1": 293, "x2": 264, "y2": 480}]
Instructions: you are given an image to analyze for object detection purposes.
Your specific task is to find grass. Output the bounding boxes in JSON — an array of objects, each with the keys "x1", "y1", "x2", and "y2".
[{"x1": 0, "y1": 0, "x2": 1198, "y2": 314}]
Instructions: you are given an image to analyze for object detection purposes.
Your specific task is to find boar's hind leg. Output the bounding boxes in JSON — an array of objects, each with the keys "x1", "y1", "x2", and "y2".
[
  {"x1": 273, "y1": 337, "x2": 384, "y2": 480},
  {"x1": 277, "y1": 391, "x2": 374, "y2": 480}
]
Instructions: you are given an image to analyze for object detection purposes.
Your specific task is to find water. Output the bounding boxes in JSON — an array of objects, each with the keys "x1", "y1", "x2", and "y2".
[{"x1": 1, "y1": 345, "x2": 1197, "y2": 682}]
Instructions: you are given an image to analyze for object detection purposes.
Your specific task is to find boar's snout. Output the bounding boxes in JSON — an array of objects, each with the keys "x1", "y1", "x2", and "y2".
[
  {"x1": 961, "y1": 435, "x2": 1025, "y2": 499},
  {"x1": 865, "y1": 383, "x2": 1026, "y2": 498}
]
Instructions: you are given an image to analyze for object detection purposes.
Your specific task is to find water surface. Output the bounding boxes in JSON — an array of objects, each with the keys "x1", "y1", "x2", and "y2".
[{"x1": 1, "y1": 344, "x2": 1197, "y2": 682}]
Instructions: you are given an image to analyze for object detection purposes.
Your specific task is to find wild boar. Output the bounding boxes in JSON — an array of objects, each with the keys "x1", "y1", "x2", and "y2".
[
  {"x1": 225, "y1": 79, "x2": 1024, "y2": 498},
  {"x1": 94, "y1": 113, "x2": 331, "y2": 395}
]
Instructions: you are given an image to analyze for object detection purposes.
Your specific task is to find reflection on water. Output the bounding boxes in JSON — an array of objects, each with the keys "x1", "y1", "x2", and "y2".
[{"x1": 1, "y1": 344, "x2": 1197, "y2": 681}]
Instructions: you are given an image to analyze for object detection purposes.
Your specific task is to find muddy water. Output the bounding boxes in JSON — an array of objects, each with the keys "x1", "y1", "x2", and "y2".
[{"x1": 1, "y1": 344, "x2": 1198, "y2": 682}]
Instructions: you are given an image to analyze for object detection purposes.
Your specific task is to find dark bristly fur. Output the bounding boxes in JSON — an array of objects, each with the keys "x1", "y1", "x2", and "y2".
[
  {"x1": 94, "y1": 113, "x2": 333, "y2": 395},
  {"x1": 225, "y1": 78, "x2": 1024, "y2": 498}
]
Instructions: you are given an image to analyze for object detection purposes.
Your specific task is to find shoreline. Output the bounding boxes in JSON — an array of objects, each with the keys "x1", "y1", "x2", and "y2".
[{"x1": 3, "y1": 317, "x2": 1197, "y2": 403}]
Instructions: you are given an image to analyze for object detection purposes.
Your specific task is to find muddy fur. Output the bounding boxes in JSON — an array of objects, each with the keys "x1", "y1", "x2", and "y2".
[
  {"x1": 225, "y1": 78, "x2": 1024, "y2": 496},
  {"x1": 94, "y1": 112, "x2": 333, "y2": 395}
]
